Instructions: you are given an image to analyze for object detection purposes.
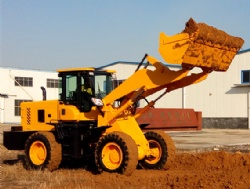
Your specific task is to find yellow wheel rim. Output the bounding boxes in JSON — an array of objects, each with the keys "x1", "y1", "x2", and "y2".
[
  {"x1": 101, "y1": 142, "x2": 123, "y2": 170},
  {"x1": 146, "y1": 140, "x2": 162, "y2": 164},
  {"x1": 29, "y1": 141, "x2": 47, "y2": 165}
]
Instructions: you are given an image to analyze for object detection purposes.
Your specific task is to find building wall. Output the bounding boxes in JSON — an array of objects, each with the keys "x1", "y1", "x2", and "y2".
[
  {"x1": 184, "y1": 52, "x2": 250, "y2": 128},
  {"x1": 0, "y1": 67, "x2": 58, "y2": 123},
  {"x1": 185, "y1": 52, "x2": 250, "y2": 118}
]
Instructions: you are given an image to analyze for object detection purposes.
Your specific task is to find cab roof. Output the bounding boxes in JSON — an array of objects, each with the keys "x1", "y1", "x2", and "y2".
[{"x1": 57, "y1": 67, "x2": 116, "y2": 73}]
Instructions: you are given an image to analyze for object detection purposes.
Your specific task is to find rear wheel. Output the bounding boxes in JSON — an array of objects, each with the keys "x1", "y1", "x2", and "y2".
[
  {"x1": 139, "y1": 130, "x2": 175, "y2": 170},
  {"x1": 95, "y1": 131, "x2": 138, "y2": 175},
  {"x1": 24, "y1": 132, "x2": 62, "y2": 171}
]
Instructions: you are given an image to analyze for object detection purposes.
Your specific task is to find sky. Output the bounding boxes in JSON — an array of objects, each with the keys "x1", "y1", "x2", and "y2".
[{"x1": 1, "y1": 0, "x2": 250, "y2": 71}]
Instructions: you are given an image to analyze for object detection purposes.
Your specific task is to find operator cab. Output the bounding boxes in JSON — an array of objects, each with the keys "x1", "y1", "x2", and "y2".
[{"x1": 58, "y1": 68, "x2": 115, "y2": 112}]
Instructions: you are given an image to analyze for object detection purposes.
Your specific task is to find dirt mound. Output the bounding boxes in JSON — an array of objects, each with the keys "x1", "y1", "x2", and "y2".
[
  {"x1": 183, "y1": 18, "x2": 244, "y2": 50},
  {"x1": 2, "y1": 150, "x2": 250, "y2": 189},
  {"x1": 168, "y1": 151, "x2": 250, "y2": 189}
]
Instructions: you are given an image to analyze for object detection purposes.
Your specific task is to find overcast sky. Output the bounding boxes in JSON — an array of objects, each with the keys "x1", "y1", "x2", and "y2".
[{"x1": 1, "y1": 0, "x2": 249, "y2": 71}]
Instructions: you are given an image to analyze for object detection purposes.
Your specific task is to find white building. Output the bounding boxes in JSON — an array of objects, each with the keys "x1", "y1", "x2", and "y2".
[
  {"x1": 0, "y1": 67, "x2": 59, "y2": 123},
  {"x1": 0, "y1": 49, "x2": 249, "y2": 128}
]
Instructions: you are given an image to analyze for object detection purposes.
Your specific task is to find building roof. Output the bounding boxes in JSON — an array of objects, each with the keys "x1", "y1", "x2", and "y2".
[
  {"x1": 0, "y1": 65, "x2": 57, "y2": 73},
  {"x1": 237, "y1": 48, "x2": 250, "y2": 55}
]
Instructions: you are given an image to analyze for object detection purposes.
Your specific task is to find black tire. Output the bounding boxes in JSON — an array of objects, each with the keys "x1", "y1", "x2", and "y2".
[
  {"x1": 139, "y1": 130, "x2": 176, "y2": 170},
  {"x1": 95, "y1": 131, "x2": 138, "y2": 175},
  {"x1": 24, "y1": 132, "x2": 62, "y2": 171}
]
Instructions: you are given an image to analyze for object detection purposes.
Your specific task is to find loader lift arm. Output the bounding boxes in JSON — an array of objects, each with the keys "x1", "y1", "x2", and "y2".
[
  {"x1": 93, "y1": 19, "x2": 244, "y2": 173},
  {"x1": 101, "y1": 54, "x2": 209, "y2": 125}
]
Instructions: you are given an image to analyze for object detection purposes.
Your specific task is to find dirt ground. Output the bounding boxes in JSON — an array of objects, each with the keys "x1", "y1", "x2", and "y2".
[{"x1": 1, "y1": 144, "x2": 250, "y2": 189}]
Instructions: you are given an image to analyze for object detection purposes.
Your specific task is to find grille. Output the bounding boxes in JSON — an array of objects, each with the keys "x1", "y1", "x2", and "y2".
[{"x1": 27, "y1": 108, "x2": 31, "y2": 125}]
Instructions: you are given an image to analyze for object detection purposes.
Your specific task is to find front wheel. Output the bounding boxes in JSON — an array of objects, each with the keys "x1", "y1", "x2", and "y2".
[
  {"x1": 24, "y1": 132, "x2": 62, "y2": 171},
  {"x1": 95, "y1": 131, "x2": 138, "y2": 175},
  {"x1": 139, "y1": 130, "x2": 176, "y2": 170}
]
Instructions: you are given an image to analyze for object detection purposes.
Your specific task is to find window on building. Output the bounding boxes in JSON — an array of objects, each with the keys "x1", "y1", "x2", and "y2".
[
  {"x1": 242, "y1": 70, "x2": 250, "y2": 83},
  {"x1": 47, "y1": 79, "x2": 61, "y2": 88},
  {"x1": 15, "y1": 77, "x2": 33, "y2": 87},
  {"x1": 14, "y1": 99, "x2": 32, "y2": 116}
]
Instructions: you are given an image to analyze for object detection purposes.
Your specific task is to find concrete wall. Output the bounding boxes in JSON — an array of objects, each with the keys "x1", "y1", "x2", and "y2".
[{"x1": 203, "y1": 118, "x2": 248, "y2": 129}]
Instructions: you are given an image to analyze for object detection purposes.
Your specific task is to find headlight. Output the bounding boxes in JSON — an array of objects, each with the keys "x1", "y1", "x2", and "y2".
[{"x1": 91, "y1": 98, "x2": 104, "y2": 106}]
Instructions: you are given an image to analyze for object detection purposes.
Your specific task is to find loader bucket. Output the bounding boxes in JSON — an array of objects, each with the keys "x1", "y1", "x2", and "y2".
[{"x1": 159, "y1": 18, "x2": 244, "y2": 71}]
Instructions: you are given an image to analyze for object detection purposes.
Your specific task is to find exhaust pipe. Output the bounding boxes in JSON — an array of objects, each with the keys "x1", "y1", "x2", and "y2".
[{"x1": 41, "y1": 86, "x2": 46, "y2": 101}]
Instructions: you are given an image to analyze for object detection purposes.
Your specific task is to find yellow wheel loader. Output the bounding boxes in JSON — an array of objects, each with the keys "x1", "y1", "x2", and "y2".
[{"x1": 3, "y1": 18, "x2": 244, "y2": 175}]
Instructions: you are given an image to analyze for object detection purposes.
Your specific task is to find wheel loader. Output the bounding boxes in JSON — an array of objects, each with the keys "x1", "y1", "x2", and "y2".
[{"x1": 3, "y1": 18, "x2": 244, "y2": 175}]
